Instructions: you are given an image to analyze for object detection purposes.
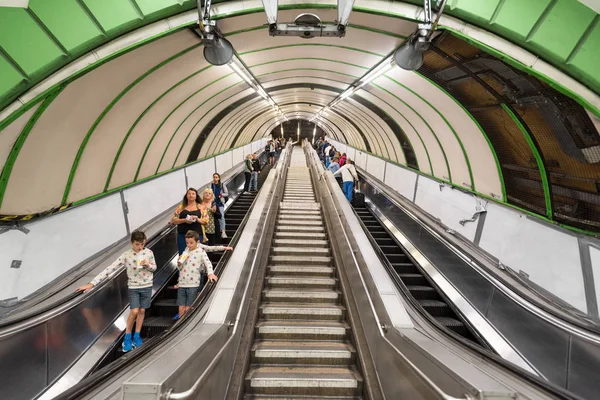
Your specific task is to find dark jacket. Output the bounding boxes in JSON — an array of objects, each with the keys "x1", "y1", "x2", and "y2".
[{"x1": 252, "y1": 158, "x2": 261, "y2": 172}]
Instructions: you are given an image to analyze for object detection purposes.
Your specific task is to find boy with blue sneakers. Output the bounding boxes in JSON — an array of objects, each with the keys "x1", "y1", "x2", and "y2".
[
  {"x1": 77, "y1": 230, "x2": 156, "y2": 352},
  {"x1": 176, "y1": 230, "x2": 232, "y2": 317}
]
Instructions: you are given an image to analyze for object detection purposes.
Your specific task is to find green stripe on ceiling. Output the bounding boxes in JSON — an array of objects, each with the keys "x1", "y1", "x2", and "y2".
[
  {"x1": 372, "y1": 81, "x2": 449, "y2": 182},
  {"x1": 105, "y1": 63, "x2": 213, "y2": 190},
  {"x1": 239, "y1": 43, "x2": 386, "y2": 58},
  {"x1": 416, "y1": 71, "x2": 506, "y2": 200},
  {"x1": 501, "y1": 103, "x2": 553, "y2": 219},
  {"x1": 61, "y1": 41, "x2": 202, "y2": 204},
  {"x1": 0, "y1": 88, "x2": 63, "y2": 209},
  {"x1": 384, "y1": 75, "x2": 474, "y2": 189},
  {"x1": 1, "y1": 2, "x2": 599, "y2": 128}
]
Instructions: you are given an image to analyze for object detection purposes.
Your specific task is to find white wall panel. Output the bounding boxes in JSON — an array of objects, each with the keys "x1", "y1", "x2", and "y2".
[
  {"x1": 185, "y1": 159, "x2": 215, "y2": 189},
  {"x1": 0, "y1": 194, "x2": 127, "y2": 300},
  {"x1": 346, "y1": 146, "x2": 356, "y2": 161},
  {"x1": 243, "y1": 144, "x2": 253, "y2": 158},
  {"x1": 384, "y1": 162, "x2": 417, "y2": 200},
  {"x1": 366, "y1": 154, "x2": 385, "y2": 181},
  {"x1": 232, "y1": 147, "x2": 244, "y2": 165},
  {"x1": 591, "y1": 246, "x2": 600, "y2": 312},
  {"x1": 124, "y1": 169, "x2": 186, "y2": 231},
  {"x1": 355, "y1": 149, "x2": 368, "y2": 169},
  {"x1": 415, "y1": 176, "x2": 480, "y2": 242},
  {"x1": 216, "y1": 151, "x2": 233, "y2": 173},
  {"x1": 480, "y1": 202, "x2": 586, "y2": 312}
]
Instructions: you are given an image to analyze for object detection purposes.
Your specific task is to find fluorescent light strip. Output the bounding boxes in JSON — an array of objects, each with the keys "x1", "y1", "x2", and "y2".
[{"x1": 311, "y1": 54, "x2": 395, "y2": 121}]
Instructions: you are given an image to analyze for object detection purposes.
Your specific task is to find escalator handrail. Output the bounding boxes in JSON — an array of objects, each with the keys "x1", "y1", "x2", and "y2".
[
  {"x1": 165, "y1": 143, "x2": 293, "y2": 400},
  {"x1": 357, "y1": 169, "x2": 600, "y2": 341},
  {"x1": 312, "y1": 152, "x2": 583, "y2": 400},
  {"x1": 53, "y1": 152, "x2": 284, "y2": 400},
  {"x1": 0, "y1": 166, "x2": 249, "y2": 331},
  {"x1": 304, "y1": 142, "x2": 464, "y2": 400}
]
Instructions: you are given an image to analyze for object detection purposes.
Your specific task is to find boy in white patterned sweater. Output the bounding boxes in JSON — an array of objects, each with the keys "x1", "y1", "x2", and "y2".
[
  {"x1": 77, "y1": 230, "x2": 156, "y2": 352},
  {"x1": 176, "y1": 230, "x2": 233, "y2": 317}
]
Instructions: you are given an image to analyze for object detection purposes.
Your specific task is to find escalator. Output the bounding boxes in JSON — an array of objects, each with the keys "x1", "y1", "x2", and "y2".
[
  {"x1": 352, "y1": 204, "x2": 483, "y2": 345},
  {"x1": 89, "y1": 161, "x2": 275, "y2": 372},
  {"x1": 243, "y1": 147, "x2": 364, "y2": 398}
]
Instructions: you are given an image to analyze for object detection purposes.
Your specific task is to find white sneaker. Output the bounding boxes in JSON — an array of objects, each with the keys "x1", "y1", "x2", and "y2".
[{"x1": 221, "y1": 231, "x2": 228, "y2": 239}]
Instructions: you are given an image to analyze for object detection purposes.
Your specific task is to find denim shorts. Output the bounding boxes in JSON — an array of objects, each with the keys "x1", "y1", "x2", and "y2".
[
  {"x1": 177, "y1": 286, "x2": 199, "y2": 306},
  {"x1": 129, "y1": 287, "x2": 152, "y2": 309}
]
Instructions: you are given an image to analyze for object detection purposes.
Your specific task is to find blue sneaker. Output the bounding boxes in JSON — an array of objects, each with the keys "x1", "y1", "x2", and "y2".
[
  {"x1": 173, "y1": 313, "x2": 180, "y2": 321},
  {"x1": 122, "y1": 334, "x2": 133, "y2": 352},
  {"x1": 133, "y1": 333, "x2": 143, "y2": 348}
]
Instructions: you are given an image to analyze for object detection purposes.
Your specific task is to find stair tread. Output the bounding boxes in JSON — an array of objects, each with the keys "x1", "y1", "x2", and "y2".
[
  {"x1": 256, "y1": 320, "x2": 349, "y2": 329},
  {"x1": 252, "y1": 340, "x2": 355, "y2": 352},
  {"x1": 246, "y1": 365, "x2": 362, "y2": 383}
]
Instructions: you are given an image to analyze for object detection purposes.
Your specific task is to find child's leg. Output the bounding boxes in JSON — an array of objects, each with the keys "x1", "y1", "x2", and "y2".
[
  {"x1": 135, "y1": 309, "x2": 146, "y2": 333},
  {"x1": 135, "y1": 287, "x2": 152, "y2": 332},
  {"x1": 126, "y1": 308, "x2": 139, "y2": 334}
]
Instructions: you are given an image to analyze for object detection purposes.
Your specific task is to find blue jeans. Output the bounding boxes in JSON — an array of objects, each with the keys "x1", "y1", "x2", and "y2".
[
  {"x1": 343, "y1": 181, "x2": 354, "y2": 202},
  {"x1": 250, "y1": 171, "x2": 258, "y2": 191},
  {"x1": 129, "y1": 287, "x2": 152, "y2": 309},
  {"x1": 218, "y1": 205, "x2": 225, "y2": 231},
  {"x1": 177, "y1": 232, "x2": 187, "y2": 255},
  {"x1": 176, "y1": 286, "x2": 199, "y2": 306}
]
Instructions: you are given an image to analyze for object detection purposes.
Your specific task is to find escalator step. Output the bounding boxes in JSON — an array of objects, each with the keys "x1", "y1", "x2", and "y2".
[
  {"x1": 407, "y1": 286, "x2": 438, "y2": 300},
  {"x1": 398, "y1": 273, "x2": 428, "y2": 286},
  {"x1": 391, "y1": 263, "x2": 419, "y2": 274},
  {"x1": 153, "y1": 298, "x2": 178, "y2": 316},
  {"x1": 436, "y1": 317, "x2": 469, "y2": 337},
  {"x1": 378, "y1": 245, "x2": 404, "y2": 255},
  {"x1": 142, "y1": 316, "x2": 174, "y2": 337},
  {"x1": 418, "y1": 300, "x2": 454, "y2": 318}
]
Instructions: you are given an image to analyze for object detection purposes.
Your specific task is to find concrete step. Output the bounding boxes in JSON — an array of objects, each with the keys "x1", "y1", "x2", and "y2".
[
  {"x1": 263, "y1": 288, "x2": 339, "y2": 303},
  {"x1": 275, "y1": 231, "x2": 327, "y2": 240},
  {"x1": 266, "y1": 276, "x2": 337, "y2": 289},
  {"x1": 270, "y1": 255, "x2": 331, "y2": 265},
  {"x1": 276, "y1": 220, "x2": 323, "y2": 226},
  {"x1": 272, "y1": 247, "x2": 330, "y2": 256},
  {"x1": 273, "y1": 239, "x2": 328, "y2": 247},
  {"x1": 276, "y1": 226, "x2": 325, "y2": 233},
  {"x1": 268, "y1": 264, "x2": 333, "y2": 276},
  {"x1": 280, "y1": 202, "x2": 320, "y2": 210},
  {"x1": 279, "y1": 209, "x2": 321, "y2": 215},
  {"x1": 277, "y1": 215, "x2": 322, "y2": 221},
  {"x1": 251, "y1": 340, "x2": 356, "y2": 365},
  {"x1": 245, "y1": 365, "x2": 363, "y2": 396},
  {"x1": 255, "y1": 320, "x2": 350, "y2": 340},
  {"x1": 259, "y1": 303, "x2": 345, "y2": 320}
]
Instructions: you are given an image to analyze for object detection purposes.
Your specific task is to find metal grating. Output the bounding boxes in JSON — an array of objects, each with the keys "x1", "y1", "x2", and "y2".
[{"x1": 418, "y1": 31, "x2": 600, "y2": 232}]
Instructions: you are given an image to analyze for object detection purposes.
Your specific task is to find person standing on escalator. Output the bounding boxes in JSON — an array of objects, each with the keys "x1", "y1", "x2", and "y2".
[
  {"x1": 76, "y1": 230, "x2": 156, "y2": 353},
  {"x1": 244, "y1": 154, "x2": 253, "y2": 192},
  {"x1": 211, "y1": 173, "x2": 229, "y2": 239},
  {"x1": 333, "y1": 157, "x2": 359, "y2": 202},
  {"x1": 250, "y1": 153, "x2": 261, "y2": 192},
  {"x1": 170, "y1": 188, "x2": 204, "y2": 255}
]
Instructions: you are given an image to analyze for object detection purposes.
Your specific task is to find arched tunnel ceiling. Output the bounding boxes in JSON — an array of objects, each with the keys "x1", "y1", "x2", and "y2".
[{"x1": 0, "y1": 1, "x2": 599, "y2": 234}]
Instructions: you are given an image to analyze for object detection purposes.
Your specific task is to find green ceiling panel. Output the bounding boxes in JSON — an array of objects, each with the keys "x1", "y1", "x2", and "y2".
[
  {"x1": 492, "y1": 0, "x2": 553, "y2": 40},
  {"x1": 82, "y1": 0, "x2": 142, "y2": 32},
  {"x1": 448, "y1": 0, "x2": 501, "y2": 25},
  {"x1": 569, "y1": 18, "x2": 600, "y2": 85},
  {"x1": 0, "y1": 7, "x2": 64, "y2": 75},
  {"x1": 135, "y1": 0, "x2": 188, "y2": 16},
  {"x1": 0, "y1": 57, "x2": 23, "y2": 97},
  {"x1": 528, "y1": 0, "x2": 596, "y2": 61},
  {"x1": 29, "y1": 0, "x2": 104, "y2": 52}
]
